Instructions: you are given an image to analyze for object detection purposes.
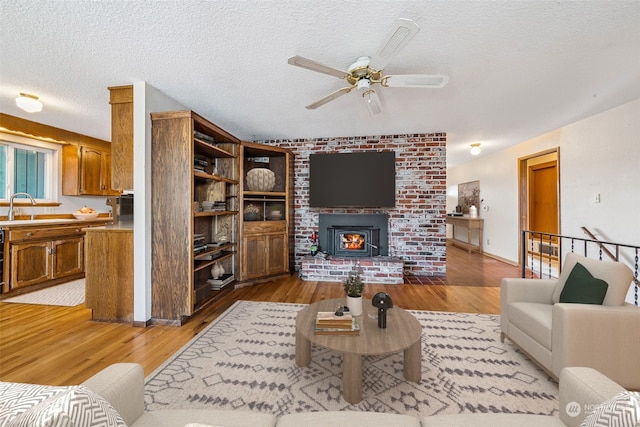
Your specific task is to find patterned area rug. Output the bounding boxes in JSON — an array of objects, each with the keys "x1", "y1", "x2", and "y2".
[
  {"x1": 1, "y1": 279, "x2": 84, "y2": 307},
  {"x1": 145, "y1": 301, "x2": 558, "y2": 418}
]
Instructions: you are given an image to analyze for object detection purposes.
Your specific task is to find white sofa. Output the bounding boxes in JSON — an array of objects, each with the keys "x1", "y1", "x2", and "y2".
[
  {"x1": 1, "y1": 363, "x2": 632, "y2": 427},
  {"x1": 501, "y1": 252, "x2": 640, "y2": 390}
]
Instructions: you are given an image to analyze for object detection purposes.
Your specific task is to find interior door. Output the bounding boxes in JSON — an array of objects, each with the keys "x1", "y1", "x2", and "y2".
[
  {"x1": 518, "y1": 148, "x2": 560, "y2": 267},
  {"x1": 528, "y1": 161, "x2": 558, "y2": 235}
]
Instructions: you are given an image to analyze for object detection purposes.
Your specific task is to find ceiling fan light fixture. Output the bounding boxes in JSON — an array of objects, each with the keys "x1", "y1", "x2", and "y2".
[
  {"x1": 16, "y1": 93, "x2": 43, "y2": 113},
  {"x1": 357, "y1": 78, "x2": 370, "y2": 92},
  {"x1": 363, "y1": 90, "x2": 381, "y2": 116},
  {"x1": 470, "y1": 143, "x2": 481, "y2": 155}
]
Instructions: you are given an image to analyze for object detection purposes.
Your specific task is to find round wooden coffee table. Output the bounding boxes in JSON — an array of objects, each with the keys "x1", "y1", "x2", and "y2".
[{"x1": 295, "y1": 298, "x2": 422, "y2": 404}]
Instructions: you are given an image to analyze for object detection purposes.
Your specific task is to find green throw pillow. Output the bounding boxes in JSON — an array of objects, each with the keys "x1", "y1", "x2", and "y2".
[{"x1": 559, "y1": 262, "x2": 608, "y2": 304}]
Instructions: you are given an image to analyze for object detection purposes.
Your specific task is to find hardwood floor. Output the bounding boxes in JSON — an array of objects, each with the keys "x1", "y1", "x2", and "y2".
[{"x1": 0, "y1": 245, "x2": 520, "y2": 386}]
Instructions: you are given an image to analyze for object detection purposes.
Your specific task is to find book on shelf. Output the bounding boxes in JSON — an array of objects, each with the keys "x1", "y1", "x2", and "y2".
[{"x1": 207, "y1": 273, "x2": 234, "y2": 290}]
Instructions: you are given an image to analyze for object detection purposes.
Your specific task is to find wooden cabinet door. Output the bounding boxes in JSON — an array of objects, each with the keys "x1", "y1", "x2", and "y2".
[
  {"x1": 10, "y1": 241, "x2": 51, "y2": 289},
  {"x1": 109, "y1": 85, "x2": 134, "y2": 191},
  {"x1": 102, "y1": 152, "x2": 120, "y2": 195},
  {"x1": 80, "y1": 147, "x2": 103, "y2": 195},
  {"x1": 243, "y1": 235, "x2": 266, "y2": 280},
  {"x1": 266, "y1": 233, "x2": 287, "y2": 275},
  {"x1": 52, "y1": 237, "x2": 84, "y2": 279}
]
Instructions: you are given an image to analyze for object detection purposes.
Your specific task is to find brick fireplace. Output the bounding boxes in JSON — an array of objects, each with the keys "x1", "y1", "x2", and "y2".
[
  {"x1": 318, "y1": 213, "x2": 388, "y2": 257},
  {"x1": 256, "y1": 133, "x2": 448, "y2": 278},
  {"x1": 299, "y1": 212, "x2": 403, "y2": 283}
]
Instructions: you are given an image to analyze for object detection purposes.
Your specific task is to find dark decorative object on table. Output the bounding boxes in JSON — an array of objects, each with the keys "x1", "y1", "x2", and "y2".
[{"x1": 372, "y1": 292, "x2": 393, "y2": 328}]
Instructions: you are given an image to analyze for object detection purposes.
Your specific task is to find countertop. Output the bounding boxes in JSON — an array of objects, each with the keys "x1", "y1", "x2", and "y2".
[
  {"x1": 82, "y1": 220, "x2": 133, "y2": 231},
  {"x1": 0, "y1": 217, "x2": 114, "y2": 229}
]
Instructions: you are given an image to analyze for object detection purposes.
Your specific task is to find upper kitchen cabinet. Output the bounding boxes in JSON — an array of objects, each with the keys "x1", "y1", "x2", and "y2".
[
  {"x1": 62, "y1": 141, "x2": 120, "y2": 196},
  {"x1": 109, "y1": 85, "x2": 133, "y2": 191}
]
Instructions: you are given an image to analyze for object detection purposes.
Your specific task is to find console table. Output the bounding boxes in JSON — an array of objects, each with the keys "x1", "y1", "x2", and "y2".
[{"x1": 446, "y1": 216, "x2": 484, "y2": 253}]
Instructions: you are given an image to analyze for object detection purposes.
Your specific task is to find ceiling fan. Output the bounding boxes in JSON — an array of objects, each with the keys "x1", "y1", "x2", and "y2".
[{"x1": 288, "y1": 18, "x2": 449, "y2": 116}]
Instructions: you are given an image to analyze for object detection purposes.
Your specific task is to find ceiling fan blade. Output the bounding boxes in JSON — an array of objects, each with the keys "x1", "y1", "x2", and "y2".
[
  {"x1": 288, "y1": 55, "x2": 349, "y2": 79},
  {"x1": 305, "y1": 87, "x2": 353, "y2": 109},
  {"x1": 362, "y1": 89, "x2": 382, "y2": 116},
  {"x1": 368, "y1": 18, "x2": 420, "y2": 71},
  {"x1": 383, "y1": 74, "x2": 449, "y2": 88}
]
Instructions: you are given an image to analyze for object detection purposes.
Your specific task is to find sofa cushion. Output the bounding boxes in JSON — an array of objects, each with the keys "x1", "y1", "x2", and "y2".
[
  {"x1": 0, "y1": 382, "x2": 69, "y2": 425},
  {"x1": 133, "y1": 410, "x2": 276, "y2": 427},
  {"x1": 277, "y1": 411, "x2": 421, "y2": 427},
  {"x1": 8, "y1": 384, "x2": 126, "y2": 427},
  {"x1": 421, "y1": 413, "x2": 566, "y2": 427},
  {"x1": 579, "y1": 390, "x2": 640, "y2": 427},
  {"x1": 507, "y1": 302, "x2": 553, "y2": 350},
  {"x1": 559, "y1": 262, "x2": 608, "y2": 304},
  {"x1": 552, "y1": 253, "x2": 633, "y2": 306}
]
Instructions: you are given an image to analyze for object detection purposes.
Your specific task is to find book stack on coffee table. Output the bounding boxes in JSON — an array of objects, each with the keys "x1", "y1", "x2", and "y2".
[{"x1": 314, "y1": 311, "x2": 360, "y2": 335}]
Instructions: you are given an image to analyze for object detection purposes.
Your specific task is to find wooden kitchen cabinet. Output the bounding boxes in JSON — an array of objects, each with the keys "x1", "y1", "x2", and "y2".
[
  {"x1": 10, "y1": 237, "x2": 83, "y2": 289},
  {"x1": 109, "y1": 85, "x2": 133, "y2": 190},
  {"x1": 85, "y1": 226, "x2": 133, "y2": 323},
  {"x1": 0, "y1": 219, "x2": 111, "y2": 295},
  {"x1": 62, "y1": 142, "x2": 120, "y2": 196}
]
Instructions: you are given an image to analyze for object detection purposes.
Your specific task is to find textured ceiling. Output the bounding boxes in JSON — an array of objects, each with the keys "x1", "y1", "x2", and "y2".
[{"x1": 1, "y1": 0, "x2": 639, "y2": 167}]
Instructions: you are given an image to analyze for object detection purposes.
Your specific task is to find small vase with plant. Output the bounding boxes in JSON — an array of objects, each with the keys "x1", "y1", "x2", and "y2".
[
  {"x1": 269, "y1": 204, "x2": 282, "y2": 220},
  {"x1": 244, "y1": 203, "x2": 260, "y2": 221},
  {"x1": 343, "y1": 265, "x2": 364, "y2": 316}
]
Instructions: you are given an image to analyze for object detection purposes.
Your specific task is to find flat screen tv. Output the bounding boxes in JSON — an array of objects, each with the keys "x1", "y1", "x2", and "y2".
[{"x1": 309, "y1": 151, "x2": 396, "y2": 208}]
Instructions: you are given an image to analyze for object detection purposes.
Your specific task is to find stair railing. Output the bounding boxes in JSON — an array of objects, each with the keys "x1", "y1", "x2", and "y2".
[
  {"x1": 580, "y1": 226, "x2": 618, "y2": 262},
  {"x1": 521, "y1": 229, "x2": 639, "y2": 306}
]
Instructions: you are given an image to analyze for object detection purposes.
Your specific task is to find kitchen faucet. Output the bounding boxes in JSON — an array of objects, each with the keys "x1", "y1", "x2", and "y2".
[{"x1": 7, "y1": 192, "x2": 36, "y2": 221}]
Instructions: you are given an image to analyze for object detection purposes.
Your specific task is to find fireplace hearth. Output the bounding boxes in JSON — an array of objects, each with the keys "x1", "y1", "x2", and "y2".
[{"x1": 318, "y1": 214, "x2": 388, "y2": 257}]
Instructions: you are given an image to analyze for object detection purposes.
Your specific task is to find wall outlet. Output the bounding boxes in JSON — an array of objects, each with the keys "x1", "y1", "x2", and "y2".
[
  {"x1": 44, "y1": 207, "x2": 56, "y2": 214},
  {"x1": 487, "y1": 239, "x2": 491, "y2": 245}
]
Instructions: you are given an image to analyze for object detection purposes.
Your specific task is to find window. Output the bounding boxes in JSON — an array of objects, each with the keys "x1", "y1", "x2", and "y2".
[{"x1": 0, "y1": 133, "x2": 59, "y2": 202}]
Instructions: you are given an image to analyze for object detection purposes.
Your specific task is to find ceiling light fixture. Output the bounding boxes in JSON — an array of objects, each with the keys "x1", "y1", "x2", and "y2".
[
  {"x1": 16, "y1": 93, "x2": 43, "y2": 113},
  {"x1": 470, "y1": 143, "x2": 481, "y2": 155},
  {"x1": 362, "y1": 89, "x2": 381, "y2": 116}
]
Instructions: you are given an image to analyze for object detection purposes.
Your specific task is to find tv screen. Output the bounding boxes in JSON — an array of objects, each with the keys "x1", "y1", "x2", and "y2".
[{"x1": 309, "y1": 151, "x2": 396, "y2": 208}]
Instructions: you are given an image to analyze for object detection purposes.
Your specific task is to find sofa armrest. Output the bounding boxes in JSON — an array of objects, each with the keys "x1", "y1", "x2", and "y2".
[
  {"x1": 501, "y1": 278, "x2": 557, "y2": 334},
  {"x1": 552, "y1": 304, "x2": 640, "y2": 389},
  {"x1": 559, "y1": 367, "x2": 625, "y2": 427},
  {"x1": 501, "y1": 278, "x2": 557, "y2": 304},
  {"x1": 81, "y1": 363, "x2": 144, "y2": 426}
]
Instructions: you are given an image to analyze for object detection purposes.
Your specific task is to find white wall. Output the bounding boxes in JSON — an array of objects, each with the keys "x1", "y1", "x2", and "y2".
[
  {"x1": 132, "y1": 81, "x2": 185, "y2": 323},
  {"x1": 447, "y1": 98, "x2": 640, "y2": 269}
]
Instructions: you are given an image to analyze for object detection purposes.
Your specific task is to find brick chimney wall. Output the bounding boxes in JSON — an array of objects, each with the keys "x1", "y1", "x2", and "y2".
[{"x1": 256, "y1": 133, "x2": 447, "y2": 277}]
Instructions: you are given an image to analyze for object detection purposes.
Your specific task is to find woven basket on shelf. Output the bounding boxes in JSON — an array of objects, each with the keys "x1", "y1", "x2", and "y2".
[{"x1": 246, "y1": 168, "x2": 275, "y2": 192}]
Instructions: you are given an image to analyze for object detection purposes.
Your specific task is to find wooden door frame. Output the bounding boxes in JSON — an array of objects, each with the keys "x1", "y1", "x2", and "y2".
[{"x1": 517, "y1": 147, "x2": 561, "y2": 267}]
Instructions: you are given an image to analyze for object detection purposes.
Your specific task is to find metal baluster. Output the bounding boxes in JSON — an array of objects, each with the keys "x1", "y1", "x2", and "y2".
[
  {"x1": 547, "y1": 233, "x2": 552, "y2": 279},
  {"x1": 635, "y1": 248, "x2": 639, "y2": 307},
  {"x1": 530, "y1": 234, "x2": 535, "y2": 278},
  {"x1": 538, "y1": 233, "x2": 543, "y2": 278}
]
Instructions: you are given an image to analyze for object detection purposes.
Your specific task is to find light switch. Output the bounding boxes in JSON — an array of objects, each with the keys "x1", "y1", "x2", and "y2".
[{"x1": 593, "y1": 193, "x2": 601, "y2": 203}]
